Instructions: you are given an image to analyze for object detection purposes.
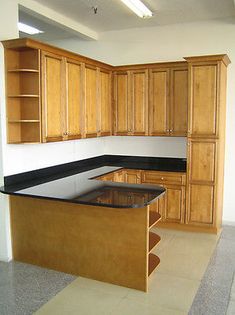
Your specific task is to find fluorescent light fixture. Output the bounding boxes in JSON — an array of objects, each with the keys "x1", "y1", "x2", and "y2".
[
  {"x1": 18, "y1": 22, "x2": 44, "y2": 35},
  {"x1": 121, "y1": 0, "x2": 152, "y2": 18}
]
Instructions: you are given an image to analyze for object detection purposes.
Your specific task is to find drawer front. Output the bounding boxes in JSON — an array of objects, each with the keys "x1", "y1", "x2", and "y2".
[{"x1": 142, "y1": 171, "x2": 185, "y2": 185}]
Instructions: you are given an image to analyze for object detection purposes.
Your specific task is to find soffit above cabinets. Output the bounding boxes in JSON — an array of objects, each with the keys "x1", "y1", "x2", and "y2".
[{"x1": 32, "y1": 0, "x2": 235, "y2": 32}]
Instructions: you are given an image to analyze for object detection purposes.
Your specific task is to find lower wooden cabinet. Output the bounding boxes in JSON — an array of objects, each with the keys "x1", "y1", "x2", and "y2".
[
  {"x1": 123, "y1": 169, "x2": 142, "y2": 184},
  {"x1": 186, "y1": 184, "x2": 214, "y2": 225}
]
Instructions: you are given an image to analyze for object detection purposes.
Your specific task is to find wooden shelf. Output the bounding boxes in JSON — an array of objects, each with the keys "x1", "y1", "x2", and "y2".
[
  {"x1": 8, "y1": 95, "x2": 39, "y2": 98},
  {"x1": 8, "y1": 69, "x2": 39, "y2": 73},
  {"x1": 8, "y1": 120, "x2": 40, "y2": 123},
  {"x1": 148, "y1": 253, "x2": 160, "y2": 276},
  {"x1": 149, "y1": 232, "x2": 161, "y2": 252},
  {"x1": 149, "y1": 212, "x2": 161, "y2": 228}
]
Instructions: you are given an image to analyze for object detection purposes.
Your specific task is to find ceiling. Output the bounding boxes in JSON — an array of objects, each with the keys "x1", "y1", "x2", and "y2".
[
  {"x1": 31, "y1": 0, "x2": 235, "y2": 32},
  {"x1": 18, "y1": 0, "x2": 235, "y2": 42}
]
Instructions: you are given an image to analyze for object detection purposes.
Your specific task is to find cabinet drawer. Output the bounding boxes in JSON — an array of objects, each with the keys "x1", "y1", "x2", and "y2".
[{"x1": 142, "y1": 171, "x2": 186, "y2": 185}]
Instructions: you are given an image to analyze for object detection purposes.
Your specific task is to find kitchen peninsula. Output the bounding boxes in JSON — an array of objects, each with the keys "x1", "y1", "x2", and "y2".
[{"x1": 0, "y1": 155, "x2": 176, "y2": 292}]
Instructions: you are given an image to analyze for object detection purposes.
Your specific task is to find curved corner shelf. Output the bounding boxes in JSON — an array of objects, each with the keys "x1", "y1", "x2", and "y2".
[
  {"x1": 149, "y1": 232, "x2": 161, "y2": 252},
  {"x1": 149, "y1": 212, "x2": 161, "y2": 228},
  {"x1": 148, "y1": 253, "x2": 160, "y2": 276}
]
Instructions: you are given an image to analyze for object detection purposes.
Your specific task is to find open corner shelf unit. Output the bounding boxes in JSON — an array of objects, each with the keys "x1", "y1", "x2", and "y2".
[
  {"x1": 148, "y1": 210, "x2": 161, "y2": 278},
  {"x1": 5, "y1": 46, "x2": 41, "y2": 143}
]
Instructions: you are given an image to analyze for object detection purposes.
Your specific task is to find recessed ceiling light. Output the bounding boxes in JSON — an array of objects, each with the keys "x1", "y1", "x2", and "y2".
[
  {"x1": 121, "y1": 0, "x2": 153, "y2": 18},
  {"x1": 18, "y1": 22, "x2": 44, "y2": 35}
]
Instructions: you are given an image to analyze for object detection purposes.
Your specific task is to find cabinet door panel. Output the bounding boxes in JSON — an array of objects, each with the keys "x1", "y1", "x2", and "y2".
[
  {"x1": 188, "y1": 140, "x2": 216, "y2": 183},
  {"x1": 187, "y1": 184, "x2": 214, "y2": 224},
  {"x1": 114, "y1": 72, "x2": 129, "y2": 134},
  {"x1": 123, "y1": 170, "x2": 141, "y2": 184},
  {"x1": 42, "y1": 52, "x2": 64, "y2": 142},
  {"x1": 85, "y1": 66, "x2": 98, "y2": 137},
  {"x1": 100, "y1": 70, "x2": 111, "y2": 136},
  {"x1": 189, "y1": 65, "x2": 217, "y2": 137},
  {"x1": 66, "y1": 60, "x2": 82, "y2": 139},
  {"x1": 149, "y1": 69, "x2": 169, "y2": 135},
  {"x1": 170, "y1": 68, "x2": 188, "y2": 136},
  {"x1": 165, "y1": 186, "x2": 185, "y2": 223},
  {"x1": 132, "y1": 70, "x2": 148, "y2": 135}
]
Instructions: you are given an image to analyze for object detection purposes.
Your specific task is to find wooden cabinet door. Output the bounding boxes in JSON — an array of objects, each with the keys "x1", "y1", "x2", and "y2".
[
  {"x1": 123, "y1": 169, "x2": 141, "y2": 184},
  {"x1": 149, "y1": 68, "x2": 170, "y2": 136},
  {"x1": 164, "y1": 185, "x2": 185, "y2": 223},
  {"x1": 41, "y1": 51, "x2": 64, "y2": 142},
  {"x1": 170, "y1": 67, "x2": 188, "y2": 136},
  {"x1": 131, "y1": 70, "x2": 148, "y2": 135},
  {"x1": 187, "y1": 184, "x2": 214, "y2": 225},
  {"x1": 65, "y1": 59, "x2": 82, "y2": 140},
  {"x1": 99, "y1": 69, "x2": 112, "y2": 136},
  {"x1": 187, "y1": 139, "x2": 216, "y2": 184},
  {"x1": 113, "y1": 71, "x2": 129, "y2": 135},
  {"x1": 84, "y1": 65, "x2": 98, "y2": 137},
  {"x1": 188, "y1": 64, "x2": 218, "y2": 137}
]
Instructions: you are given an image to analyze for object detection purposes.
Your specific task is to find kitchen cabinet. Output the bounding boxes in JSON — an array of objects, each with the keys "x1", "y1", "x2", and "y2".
[
  {"x1": 41, "y1": 53, "x2": 83, "y2": 142},
  {"x1": 113, "y1": 71, "x2": 129, "y2": 135},
  {"x1": 84, "y1": 65, "x2": 98, "y2": 138},
  {"x1": 99, "y1": 68, "x2": 112, "y2": 136},
  {"x1": 188, "y1": 64, "x2": 217, "y2": 138},
  {"x1": 185, "y1": 55, "x2": 230, "y2": 229},
  {"x1": 65, "y1": 58, "x2": 83, "y2": 140},
  {"x1": 41, "y1": 51, "x2": 64, "y2": 142},
  {"x1": 5, "y1": 47, "x2": 41, "y2": 143},
  {"x1": 149, "y1": 65, "x2": 188, "y2": 136},
  {"x1": 123, "y1": 169, "x2": 142, "y2": 184},
  {"x1": 149, "y1": 68, "x2": 169, "y2": 136},
  {"x1": 170, "y1": 67, "x2": 188, "y2": 136},
  {"x1": 142, "y1": 170, "x2": 186, "y2": 224},
  {"x1": 113, "y1": 69, "x2": 148, "y2": 135}
]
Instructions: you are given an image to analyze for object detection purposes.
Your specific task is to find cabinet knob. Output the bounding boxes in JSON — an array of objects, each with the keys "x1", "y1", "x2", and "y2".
[
  {"x1": 161, "y1": 177, "x2": 164, "y2": 180},
  {"x1": 170, "y1": 129, "x2": 173, "y2": 132}
]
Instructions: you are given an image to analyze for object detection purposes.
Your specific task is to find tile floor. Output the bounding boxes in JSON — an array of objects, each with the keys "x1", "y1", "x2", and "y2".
[
  {"x1": 35, "y1": 227, "x2": 218, "y2": 315},
  {"x1": 0, "y1": 226, "x2": 234, "y2": 315}
]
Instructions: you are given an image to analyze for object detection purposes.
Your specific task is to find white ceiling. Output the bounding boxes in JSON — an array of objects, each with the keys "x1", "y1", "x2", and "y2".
[{"x1": 32, "y1": 0, "x2": 235, "y2": 32}]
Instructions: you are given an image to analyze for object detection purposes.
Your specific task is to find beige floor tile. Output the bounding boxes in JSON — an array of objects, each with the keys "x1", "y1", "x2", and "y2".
[
  {"x1": 164, "y1": 235, "x2": 217, "y2": 257},
  {"x1": 72, "y1": 276, "x2": 131, "y2": 298},
  {"x1": 111, "y1": 297, "x2": 187, "y2": 315},
  {"x1": 126, "y1": 273, "x2": 200, "y2": 312},
  {"x1": 151, "y1": 231, "x2": 175, "y2": 255},
  {"x1": 230, "y1": 277, "x2": 235, "y2": 300},
  {"x1": 226, "y1": 300, "x2": 235, "y2": 315},
  {"x1": 156, "y1": 250, "x2": 211, "y2": 280},
  {"x1": 154, "y1": 227, "x2": 221, "y2": 241},
  {"x1": 35, "y1": 281, "x2": 122, "y2": 315}
]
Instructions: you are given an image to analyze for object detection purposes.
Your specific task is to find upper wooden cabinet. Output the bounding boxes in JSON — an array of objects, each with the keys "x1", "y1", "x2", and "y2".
[
  {"x1": 84, "y1": 65, "x2": 98, "y2": 138},
  {"x1": 170, "y1": 67, "x2": 188, "y2": 136},
  {"x1": 187, "y1": 64, "x2": 217, "y2": 137},
  {"x1": 41, "y1": 53, "x2": 84, "y2": 142},
  {"x1": 149, "y1": 68, "x2": 169, "y2": 136},
  {"x1": 149, "y1": 65, "x2": 188, "y2": 136},
  {"x1": 99, "y1": 69, "x2": 112, "y2": 136},
  {"x1": 41, "y1": 51, "x2": 64, "y2": 142},
  {"x1": 65, "y1": 59, "x2": 83, "y2": 140},
  {"x1": 113, "y1": 69, "x2": 148, "y2": 136}
]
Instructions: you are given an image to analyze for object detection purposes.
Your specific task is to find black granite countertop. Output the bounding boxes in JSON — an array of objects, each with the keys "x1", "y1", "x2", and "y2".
[
  {"x1": 1, "y1": 166, "x2": 165, "y2": 208},
  {"x1": 0, "y1": 155, "x2": 186, "y2": 208}
]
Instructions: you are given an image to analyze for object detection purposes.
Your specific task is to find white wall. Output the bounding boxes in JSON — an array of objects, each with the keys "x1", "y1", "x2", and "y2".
[
  {"x1": 0, "y1": 0, "x2": 19, "y2": 261},
  {"x1": 104, "y1": 137, "x2": 187, "y2": 158},
  {"x1": 51, "y1": 17, "x2": 235, "y2": 223}
]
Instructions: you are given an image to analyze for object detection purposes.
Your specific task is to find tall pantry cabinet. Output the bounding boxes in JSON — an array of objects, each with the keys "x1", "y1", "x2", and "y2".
[{"x1": 185, "y1": 55, "x2": 230, "y2": 231}]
